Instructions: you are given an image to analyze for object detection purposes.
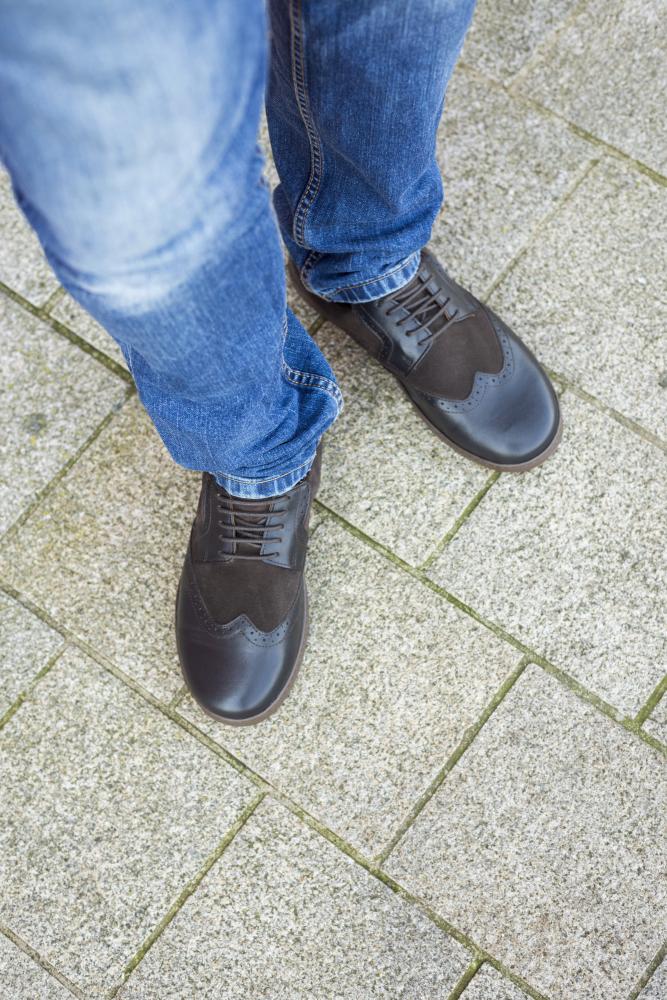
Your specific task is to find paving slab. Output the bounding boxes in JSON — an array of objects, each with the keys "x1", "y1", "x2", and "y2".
[
  {"x1": 643, "y1": 693, "x2": 667, "y2": 747},
  {"x1": 0, "y1": 933, "x2": 73, "y2": 1000},
  {"x1": 50, "y1": 292, "x2": 127, "y2": 368},
  {"x1": 0, "y1": 293, "x2": 127, "y2": 535},
  {"x1": 387, "y1": 666, "x2": 667, "y2": 1000},
  {"x1": 119, "y1": 796, "x2": 469, "y2": 1000},
  {"x1": 462, "y1": 0, "x2": 581, "y2": 81},
  {"x1": 461, "y1": 964, "x2": 530, "y2": 999},
  {"x1": 638, "y1": 960, "x2": 667, "y2": 1000},
  {"x1": 432, "y1": 68, "x2": 592, "y2": 294},
  {"x1": 315, "y1": 323, "x2": 489, "y2": 565},
  {"x1": 0, "y1": 172, "x2": 59, "y2": 306},
  {"x1": 490, "y1": 158, "x2": 667, "y2": 439},
  {"x1": 0, "y1": 397, "x2": 199, "y2": 701},
  {"x1": 0, "y1": 645, "x2": 255, "y2": 998},
  {"x1": 180, "y1": 518, "x2": 520, "y2": 858},
  {"x1": 427, "y1": 392, "x2": 667, "y2": 715},
  {"x1": 0, "y1": 592, "x2": 63, "y2": 717},
  {"x1": 516, "y1": 0, "x2": 667, "y2": 174}
]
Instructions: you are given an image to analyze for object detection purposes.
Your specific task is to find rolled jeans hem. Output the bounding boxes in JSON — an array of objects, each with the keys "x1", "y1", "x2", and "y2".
[
  {"x1": 214, "y1": 450, "x2": 318, "y2": 499},
  {"x1": 307, "y1": 250, "x2": 421, "y2": 304}
]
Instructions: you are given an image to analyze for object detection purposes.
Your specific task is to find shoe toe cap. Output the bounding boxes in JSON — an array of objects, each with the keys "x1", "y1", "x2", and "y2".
[{"x1": 176, "y1": 582, "x2": 306, "y2": 724}]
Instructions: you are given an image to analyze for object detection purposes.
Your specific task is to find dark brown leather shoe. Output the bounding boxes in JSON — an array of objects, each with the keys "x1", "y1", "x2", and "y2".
[
  {"x1": 289, "y1": 249, "x2": 561, "y2": 471},
  {"x1": 175, "y1": 449, "x2": 321, "y2": 725}
]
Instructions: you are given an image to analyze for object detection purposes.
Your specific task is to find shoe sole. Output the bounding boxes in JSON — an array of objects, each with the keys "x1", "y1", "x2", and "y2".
[{"x1": 289, "y1": 261, "x2": 563, "y2": 472}]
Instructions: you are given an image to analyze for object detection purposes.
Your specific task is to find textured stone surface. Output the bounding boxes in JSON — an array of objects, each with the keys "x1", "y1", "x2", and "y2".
[
  {"x1": 0, "y1": 172, "x2": 58, "y2": 306},
  {"x1": 180, "y1": 518, "x2": 520, "y2": 857},
  {"x1": 50, "y1": 292, "x2": 127, "y2": 368},
  {"x1": 428, "y1": 392, "x2": 667, "y2": 715},
  {"x1": 644, "y1": 693, "x2": 667, "y2": 746},
  {"x1": 0, "y1": 398, "x2": 198, "y2": 701},
  {"x1": 119, "y1": 797, "x2": 469, "y2": 1000},
  {"x1": 463, "y1": 0, "x2": 580, "y2": 81},
  {"x1": 0, "y1": 934, "x2": 73, "y2": 1000},
  {"x1": 433, "y1": 69, "x2": 592, "y2": 294},
  {"x1": 387, "y1": 666, "x2": 667, "y2": 1000},
  {"x1": 462, "y1": 965, "x2": 530, "y2": 999},
  {"x1": 638, "y1": 961, "x2": 667, "y2": 1000},
  {"x1": 0, "y1": 592, "x2": 63, "y2": 717},
  {"x1": 0, "y1": 293, "x2": 127, "y2": 535},
  {"x1": 315, "y1": 324, "x2": 489, "y2": 564},
  {"x1": 0, "y1": 646, "x2": 255, "y2": 998},
  {"x1": 517, "y1": 0, "x2": 667, "y2": 173},
  {"x1": 490, "y1": 159, "x2": 667, "y2": 439}
]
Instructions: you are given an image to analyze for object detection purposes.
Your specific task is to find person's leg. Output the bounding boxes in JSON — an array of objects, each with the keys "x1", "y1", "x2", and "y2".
[
  {"x1": 0, "y1": 0, "x2": 337, "y2": 724},
  {"x1": 0, "y1": 0, "x2": 341, "y2": 499},
  {"x1": 268, "y1": 0, "x2": 561, "y2": 471},
  {"x1": 266, "y1": 0, "x2": 475, "y2": 303}
]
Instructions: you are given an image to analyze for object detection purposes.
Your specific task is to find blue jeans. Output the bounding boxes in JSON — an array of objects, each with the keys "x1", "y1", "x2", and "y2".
[{"x1": 0, "y1": 0, "x2": 475, "y2": 497}]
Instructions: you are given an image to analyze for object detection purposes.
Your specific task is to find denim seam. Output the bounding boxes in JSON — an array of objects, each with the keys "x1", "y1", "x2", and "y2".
[
  {"x1": 322, "y1": 250, "x2": 421, "y2": 299},
  {"x1": 215, "y1": 453, "x2": 317, "y2": 487},
  {"x1": 288, "y1": 0, "x2": 324, "y2": 249}
]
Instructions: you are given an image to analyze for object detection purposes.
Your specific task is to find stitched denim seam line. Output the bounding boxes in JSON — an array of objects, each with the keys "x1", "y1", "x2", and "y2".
[
  {"x1": 214, "y1": 452, "x2": 317, "y2": 487},
  {"x1": 289, "y1": 0, "x2": 324, "y2": 249},
  {"x1": 323, "y1": 250, "x2": 421, "y2": 298}
]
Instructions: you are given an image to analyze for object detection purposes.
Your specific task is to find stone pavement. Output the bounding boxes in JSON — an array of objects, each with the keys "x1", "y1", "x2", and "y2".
[{"x1": 1, "y1": 1, "x2": 665, "y2": 997}]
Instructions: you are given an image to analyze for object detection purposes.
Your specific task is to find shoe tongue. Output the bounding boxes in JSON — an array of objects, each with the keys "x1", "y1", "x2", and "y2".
[{"x1": 219, "y1": 494, "x2": 273, "y2": 558}]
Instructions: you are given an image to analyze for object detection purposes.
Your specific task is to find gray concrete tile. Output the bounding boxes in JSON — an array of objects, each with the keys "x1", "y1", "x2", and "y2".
[
  {"x1": 0, "y1": 934, "x2": 73, "y2": 1000},
  {"x1": 50, "y1": 292, "x2": 127, "y2": 368},
  {"x1": 490, "y1": 159, "x2": 667, "y2": 439},
  {"x1": 387, "y1": 666, "x2": 667, "y2": 1000},
  {"x1": 433, "y1": 69, "x2": 592, "y2": 294},
  {"x1": 315, "y1": 324, "x2": 489, "y2": 565},
  {"x1": 0, "y1": 293, "x2": 127, "y2": 535},
  {"x1": 180, "y1": 518, "x2": 520, "y2": 857},
  {"x1": 119, "y1": 796, "x2": 469, "y2": 1000},
  {"x1": 516, "y1": 0, "x2": 667, "y2": 173},
  {"x1": 462, "y1": 965, "x2": 530, "y2": 999},
  {"x1": 643, "y1": 693, "x2": 667, "y2": 746},
  {"x1": 427, "y1": 392, "x2": 667, "y2": 715},
  {"x1": 638, "y1": 961, "x2": 667, "y2": 1000},
  {"x1": 0, "y1": 646, "x2": 255, "y2": 998},
  {"x1": 463, "y1": 0, "x2": 581, "y2": 81},
  {"x1": 0, "y1": 172, "x2": 58, "y2": 306},
  {"x1": 0, "y1": 592, "x2": 63, "y2": 717},
  {"x1": 0, "y1": 398, "x2": 199, "y2": 701}
]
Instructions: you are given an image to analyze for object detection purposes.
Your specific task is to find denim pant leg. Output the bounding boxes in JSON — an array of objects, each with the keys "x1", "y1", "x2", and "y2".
[
  {"x1": 267, "y1": 0, "x2": 476, "y2": 304},
  {"x1": 0, "y1": 0, "x2": 341, "y2": 499}
]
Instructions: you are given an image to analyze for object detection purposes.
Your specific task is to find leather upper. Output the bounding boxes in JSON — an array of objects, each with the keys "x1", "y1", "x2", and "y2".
[{"x1": 175, "y1": 450, "x2": 320, "y2": 723}]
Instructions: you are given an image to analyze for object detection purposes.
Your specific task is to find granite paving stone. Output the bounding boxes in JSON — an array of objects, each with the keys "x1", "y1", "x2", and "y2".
[
  {"x1": 180, "y1": 518, "x2": 520, "y2": 857},
  {"x1": 0, "y1": 592, "x2": 63, "y2": 717},
  {"x1": 432, "y1": 68, "x2": 592, "y2": 294},
  {"x1": 0, "y1": 646, "x2": 255, "y2": 998},
  {"x1": 315, "y1": 323, "x2": 489, "y2": 564},
  {"x1": 50, "y1": 292, "x2": 127, "y2": 368},
  {"x1": 0, "y1": 934, "x2": 73, "y2": 1000},
  {"x1": 387, "y1": 666, "x2": 667, "y2": 1000},
  {"x1": 461, "y1": 964, "x2": 530, "y2": 1000},
  {"x1": 0, "y1": 398, "x2": 199, "y2": 701},
  {"x1": 0, "y1": 293, "x2": 128, "y2": 535},
  {"x1": 643, "y1": 693, "x2": 667, "y2": 746},
  {"x1": 516, "y1": 0, "x2": 667, "y2": 173},
  {"x1": 119, "y1": 796, "x2": 469, "y2": 1000},
  {"x1": 462, "y1": 0, "x2": 581, "y2": 82},
  {"x1": 0, "y1": 172, "x2": 59, "y2": 306},
  {"x1": 490, "y1": 158, "x2": 667, "y2": 439},
  {"x1": 638, "y1": 960, "x2": 667, "y2": 1000},
  {"x1": 427, "y1": 392, "x2": 667, "y2": 715}
]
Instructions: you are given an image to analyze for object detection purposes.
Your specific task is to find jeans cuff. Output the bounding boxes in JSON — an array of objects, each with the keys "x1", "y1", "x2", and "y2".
[
  {"x1": 213, "y1": 450, "x2": 317, "y2": 500},
  {"x1": 317, "y1": 250, "x2": 421, "y2": 304}
]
